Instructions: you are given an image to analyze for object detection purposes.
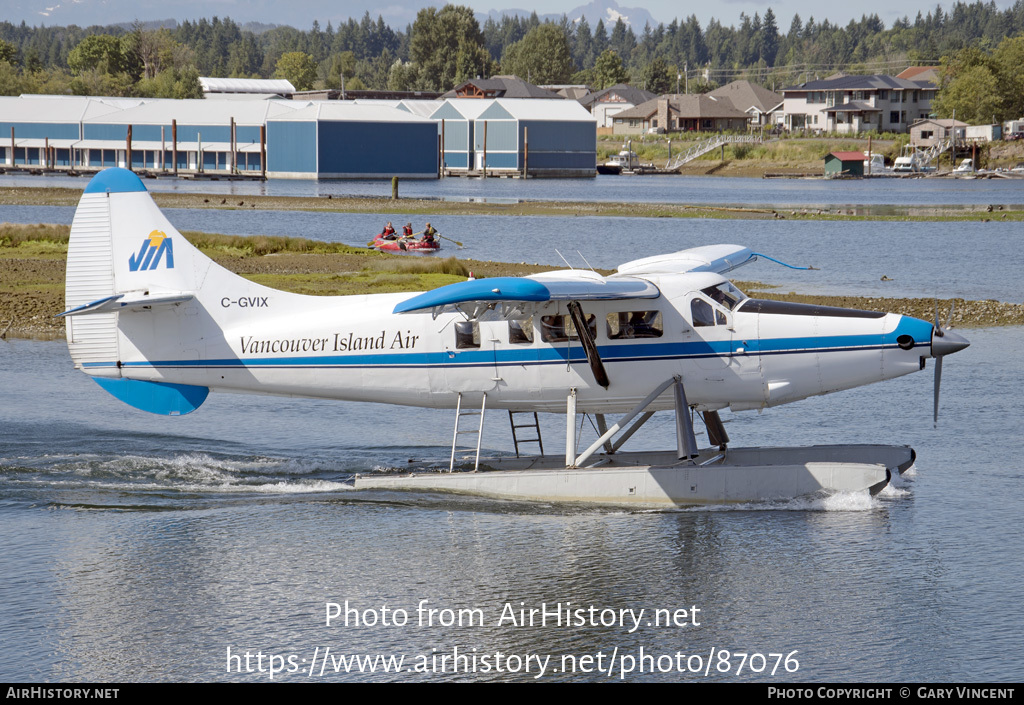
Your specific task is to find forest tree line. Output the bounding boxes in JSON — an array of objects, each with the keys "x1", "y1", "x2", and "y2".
[{"x1": 2, "y1": 1, "x2": 1024, "y2": 122}]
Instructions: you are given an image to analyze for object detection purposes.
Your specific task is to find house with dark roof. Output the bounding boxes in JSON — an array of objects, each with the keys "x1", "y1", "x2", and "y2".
[
  {"x1": 579, "y1": 84, "x2": 657, "y2": 128},
  {"x1": 708, "y1": 80, "x2": 783, "y2": 128},
  {"x1": 611, "y1": 94, "x2": 749, "y2": 135},
  {"x1": 896, "y1": 66, "x2": 941, "y2": 84},
  {"x1": 781, "y1": 74, "x2": 936, "y2": 133},
  {"x1": 443, "y1": 76, "x2": 563, "y2": 100}
]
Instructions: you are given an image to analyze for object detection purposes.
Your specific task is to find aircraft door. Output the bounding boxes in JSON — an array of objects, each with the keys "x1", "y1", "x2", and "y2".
[
  {"x1": 685, "y1": 293, "x2": 732, "y2": 373},
  {"x1": 677, "y1": 289, "x2": 764, "y2": 406}
]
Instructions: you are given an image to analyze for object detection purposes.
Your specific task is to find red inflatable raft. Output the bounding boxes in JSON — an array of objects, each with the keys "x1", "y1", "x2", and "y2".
[{"x1": 370, "y1": 236, "x2": 441, "y2": 252}]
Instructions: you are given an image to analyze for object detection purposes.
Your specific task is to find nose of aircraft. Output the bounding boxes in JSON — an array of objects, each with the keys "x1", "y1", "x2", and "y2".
[{"x1": 932, "y1": 328, "x2": 970, "y2": 358}]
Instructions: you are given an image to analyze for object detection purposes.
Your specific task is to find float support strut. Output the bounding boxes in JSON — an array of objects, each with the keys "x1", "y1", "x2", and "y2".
[
  {"x1": 573, "y1": 377, "x2": 676, "y2": 468},
  {"x1": 565, "y1": 388, "x2": 577, "y2": 467},
  {"x1": 674, "y1": 375, "x2": 699, "y2": 460}
]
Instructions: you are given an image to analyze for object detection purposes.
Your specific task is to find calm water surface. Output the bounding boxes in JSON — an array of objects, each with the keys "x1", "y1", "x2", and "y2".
[
  {"x1": 1, "y1": 174, "x2": 1022, "y2": 682},
  {"x1": 3, "y1": 172, "x2": 1024, "y2": 207},
  {"x1": 1, "y1": 328, "x2": 1021, "y2": 682}
]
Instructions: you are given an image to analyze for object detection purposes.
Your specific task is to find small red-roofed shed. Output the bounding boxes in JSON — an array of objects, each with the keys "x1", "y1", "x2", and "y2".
[{"x1": 824, "y1": 151, "x2": 865, "y2": 177}]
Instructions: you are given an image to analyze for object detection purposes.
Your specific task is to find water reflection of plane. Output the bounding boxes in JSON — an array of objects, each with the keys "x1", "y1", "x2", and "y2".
[{"x1": 59, "y1": 169, "x2": 969, "y2": 506}]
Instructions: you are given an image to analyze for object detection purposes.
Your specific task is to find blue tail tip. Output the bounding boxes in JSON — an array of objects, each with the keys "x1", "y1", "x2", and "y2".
[{"x1": 83, "y1": 167, "x2": 148, "y2": 195}]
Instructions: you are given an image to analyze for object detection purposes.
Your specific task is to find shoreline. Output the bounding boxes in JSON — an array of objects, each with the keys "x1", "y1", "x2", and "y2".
[{"x1": 2, "y1": 185, "x2": 1024, "y2": 222}]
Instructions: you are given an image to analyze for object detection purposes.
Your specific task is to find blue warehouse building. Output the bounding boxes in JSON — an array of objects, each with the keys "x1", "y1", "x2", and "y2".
[
  {"x1": 266, "y1": 103, "x2": 439, "y2": 179},
  {"x1": 440, "y1": 98, "x2": 596, "y2": 177},
  {"x1": 0, "y1": 93, "x2": 596, "y2": 179},
  {"x1": 431, "y1": 99, "x2": 492, "y2": 172},
  {"x1": 0, "y1": 96, "x2": 136, "y2": 168},
  {"x1": 80, "y1": 99, "x2": 300, "y2": 172}
]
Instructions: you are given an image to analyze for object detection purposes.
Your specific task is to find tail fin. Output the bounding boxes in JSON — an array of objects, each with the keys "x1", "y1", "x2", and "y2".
[{"x1": 62, "y1": 168, "x2": 221, "y2": 415}]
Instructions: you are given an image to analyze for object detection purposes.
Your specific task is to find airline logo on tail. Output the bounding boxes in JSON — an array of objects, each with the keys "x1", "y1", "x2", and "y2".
[{"x1": 128, "y1": 230, "x2": 174, "y2": 272}]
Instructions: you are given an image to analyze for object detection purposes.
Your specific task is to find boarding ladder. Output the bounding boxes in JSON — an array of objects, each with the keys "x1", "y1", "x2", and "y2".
[
  {"x1": 508, "y1": 411, "x2": 544, "y2": 458},
  {"x1": 449, "y1": 392, "x2": 486, "y2": 472},
  {"x1": 665, "y1": 134, "x2": 763, "y2": 171}
]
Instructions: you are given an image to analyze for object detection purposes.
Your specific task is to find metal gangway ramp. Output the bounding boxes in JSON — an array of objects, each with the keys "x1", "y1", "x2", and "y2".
[{"x1": 665, "y1": 134, "x2": 763, "y2": 171}]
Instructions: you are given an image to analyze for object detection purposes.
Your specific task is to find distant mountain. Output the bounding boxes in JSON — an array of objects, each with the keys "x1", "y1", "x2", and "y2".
[
  {"x1": 8, "y1": 0, "x2": 660, "y2": 32},
  {"x1": 478, "y1": 1, "x2": 660, "y2": 31}
]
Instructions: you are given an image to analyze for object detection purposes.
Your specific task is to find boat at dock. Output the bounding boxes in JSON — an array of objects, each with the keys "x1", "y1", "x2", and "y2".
[{"x1": 597, "y1": 149, "x2": 639, "y2": 175}]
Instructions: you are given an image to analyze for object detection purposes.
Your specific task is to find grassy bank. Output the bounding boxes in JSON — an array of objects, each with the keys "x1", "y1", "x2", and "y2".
[
  {"x1": 3, "y1": 223, "x2": 1021, "y2": 341},
  {"x1": 2, "y1": 185, "x2": 1024, "y2": 222}
]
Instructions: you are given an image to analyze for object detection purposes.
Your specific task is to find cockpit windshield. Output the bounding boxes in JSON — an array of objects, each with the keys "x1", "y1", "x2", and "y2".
[{"x1": 701, "y1": 282, "x2": 746, "y2": 310}]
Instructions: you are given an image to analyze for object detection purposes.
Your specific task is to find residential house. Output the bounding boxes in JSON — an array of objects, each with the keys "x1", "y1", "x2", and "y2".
[
  {"x1": 781, "y1": 74, "x2": 936, "y2": 133},
  {"x1": 910, "y1": 118, "x2": 966, "y2": 148},
  {"x1": 896, "y1": 66, "x2": 941, "y2": 84},
  {"x1": 612, "y1": 94, "x2": 749, "y2": 135},
  {"x1": 708, "y1": 80, "x2": 783, "y2": 128},
  {"x1": 443, "y1": 76, "x2": 563, "y2": 99},
  {"x1": 579, "y1": 84, "x2": 657, "y2": 128}
]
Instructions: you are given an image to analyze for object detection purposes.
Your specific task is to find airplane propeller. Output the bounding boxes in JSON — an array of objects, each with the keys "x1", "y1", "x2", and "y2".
[{"x1": 931, "y1": 301, "x2": 970, "y2": 427}]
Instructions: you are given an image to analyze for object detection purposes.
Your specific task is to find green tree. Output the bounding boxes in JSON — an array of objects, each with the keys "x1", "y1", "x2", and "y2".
[
  {"x1": 992, "y1": 35, "x2": 1024, "y2": 118},
  {"x1": 0, "y1": 40, "x2": 16, "y2": 65},
  {"x1": 136, "y1": 65, "x2": 203, "y2": 99},
  {"x1": 934, "y1": 63, "x2": 1003, "y2": 124},
  {"x1": 388, "y1": 59, "x2": 420, "y2": 91},
  {"x1": 409, "y1": 4, "x2": 492, "y2": 91},
  {"x1": 326, "y1": 51, "x2": 358, "y2": 89},
  {"x1": 67, "y1": 34, "x2": 135, "y2": 76},
  {"x1": 642, "y1": 56, "x2": 671, "y2": 93},
  {"x1": 501, "y1": 24, "x2": 573, "y2": 84},
  {"x1": 274, "y1": 51, "x2": 317, "y2": 91},
  {"x1": 593, "y1": 49, "x2": 628, "y2": 89}
]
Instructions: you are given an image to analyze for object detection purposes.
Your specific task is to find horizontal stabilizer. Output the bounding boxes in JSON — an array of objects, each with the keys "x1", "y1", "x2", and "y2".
[
  {"x1": 57, "y1": 291, "x2": 194, "y2": 318},
  {"x1": 91, "y1": 377, "x2": 209, "y2": 416},
  {"x1": 393, "y1": 272, "x2": 660, "y2": 315}
]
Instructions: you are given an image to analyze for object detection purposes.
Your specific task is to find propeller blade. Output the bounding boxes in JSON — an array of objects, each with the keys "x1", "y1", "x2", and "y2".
[
  {"x1": 933, "y1": 355, "x2": 943, "y2": 428},
  {"x1": 944, "y1": 300, "x2": 955, "y2": 330}
]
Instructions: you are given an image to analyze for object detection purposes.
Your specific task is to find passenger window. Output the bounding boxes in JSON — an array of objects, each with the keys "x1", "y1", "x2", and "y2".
[
  {"x1": 541, "y1": 315, "x2": 567, "y2": 342},
  {"x1": 541, "y1": 313, "x2": 597, "y2": 342},
  {"x1": 508, "y1": 316, "x2": 533, "y2": 344},
  {"x1": 607, "y1": 311, "x2": 664, "y2": 339},
  {"x1": 565, "y1": 313, "x2": 597, "y2": 341},
  {"x1": 455, "y1": 320, "x2": 480, "y2": 348},
  {"x1": 691, "y1": 298, "x2": 716, "y2": 327}
]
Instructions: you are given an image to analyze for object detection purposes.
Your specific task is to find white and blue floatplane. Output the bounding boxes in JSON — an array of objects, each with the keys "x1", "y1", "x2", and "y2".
[{"x1": 59, "y1": 168, "x2": 969, "y2": 505}]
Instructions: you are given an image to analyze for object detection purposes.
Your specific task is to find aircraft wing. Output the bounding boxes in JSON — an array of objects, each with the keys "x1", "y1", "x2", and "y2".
[
  {"x1": 616, "y1": 245, "x2": 755, "y2": 276},
  {"x1": 393, "y1": 271, "x2": 660, "y2": 317}
]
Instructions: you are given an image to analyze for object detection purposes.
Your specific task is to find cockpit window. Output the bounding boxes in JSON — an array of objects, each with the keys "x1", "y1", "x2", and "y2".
[
  {"x1": 701, "y1": 282, "x2": 746, "y2": 310},
  {"x1": 691, "y1": 298, "x2": 716, "y2": 327}
]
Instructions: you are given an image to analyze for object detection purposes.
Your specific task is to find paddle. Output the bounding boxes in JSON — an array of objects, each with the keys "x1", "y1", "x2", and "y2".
[{"x1": 436, "y1": 233, "x2": 463, "y2": 247}]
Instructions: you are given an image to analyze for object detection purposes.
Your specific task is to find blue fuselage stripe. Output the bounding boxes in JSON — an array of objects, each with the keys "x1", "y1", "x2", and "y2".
[{"x1": 82, "y1": 333, "x2": 928, "y2": 371}]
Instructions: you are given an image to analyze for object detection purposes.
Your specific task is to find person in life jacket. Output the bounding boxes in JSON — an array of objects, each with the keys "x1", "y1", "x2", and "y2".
[
  {"x1": 402, "y1": 222, "x2": 414, "y2": 238},
  {"x1": 422, "y1": 223, "x2": 438, "y2": 244},
  {"x1": 380, "y1": 222, "x2": 397, "y2": 240}
]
